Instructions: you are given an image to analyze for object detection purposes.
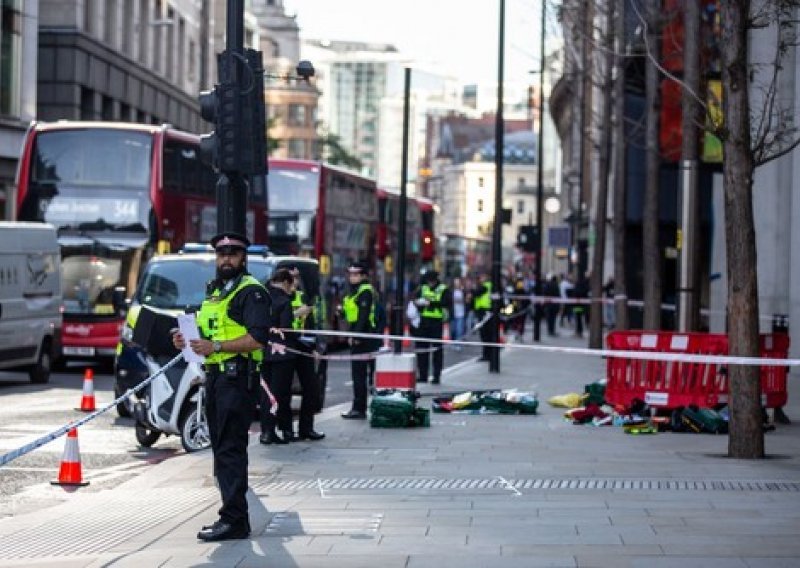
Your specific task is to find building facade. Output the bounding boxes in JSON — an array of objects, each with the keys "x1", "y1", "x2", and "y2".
[
  {"x1": 0, "y1": 0, "x2": 38, "y2": 219},
  {"x1": 37, "y1": 0, "x2": 212, "y2": 133}
]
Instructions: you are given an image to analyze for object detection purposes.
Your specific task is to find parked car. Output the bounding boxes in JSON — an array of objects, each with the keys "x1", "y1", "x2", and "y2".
[
  {"x1": 114, "y1": 246, "x2": 323, "y2": 416},
  {"x1": 0, "y1": 222, "x2": 62, "y2": 383}
]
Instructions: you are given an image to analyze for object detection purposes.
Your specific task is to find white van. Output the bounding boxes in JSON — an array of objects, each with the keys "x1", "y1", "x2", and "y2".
[{"x1": 0, "y1": 222, "x2": 62, "y2": 383}]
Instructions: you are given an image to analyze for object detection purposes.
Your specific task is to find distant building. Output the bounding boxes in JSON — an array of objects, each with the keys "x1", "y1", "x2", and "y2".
[
  {"x1": 253, "y1": 0, "x2": 318, "y2": 160},
  {"x1": 0, "y1": 0, "x2": 38, "y2": 219},
  {"x1": 37, "y1": 0, "x2": 216, "y2": 133}
]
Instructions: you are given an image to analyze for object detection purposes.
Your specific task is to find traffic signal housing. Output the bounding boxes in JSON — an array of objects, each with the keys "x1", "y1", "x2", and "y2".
[
  {"x1": 198, "y1": 49, "x2": 267, "y2": 176},
  {"x1": 517, "y1": 225, "x2": 540, "y2": 253}
]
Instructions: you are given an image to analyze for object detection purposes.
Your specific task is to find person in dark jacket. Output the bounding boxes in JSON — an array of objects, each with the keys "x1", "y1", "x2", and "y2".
[
  {"x1": 340, "y1": 261, "x2": 381, "y2": 419},
  {"x1": 259, "y1": 268, "x2": 297, "y2": 444},
  {"x1": 286, "y1": 266, "x2": 325, "y2": 440},
  {"x1": 472, "y1": 273, "x2": 493, "y2": 361},
  {"x1": 413, "y1": 270, "x2": 452, "y2": 384}
]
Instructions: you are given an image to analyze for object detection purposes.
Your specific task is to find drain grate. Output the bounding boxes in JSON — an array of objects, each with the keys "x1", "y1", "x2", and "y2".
[
  {"x1": 255, "y1": 477, "x2": 800, "y2": 493},
  {"x1": 266, "y1": 512, "x2": 382, "y2": 536}
]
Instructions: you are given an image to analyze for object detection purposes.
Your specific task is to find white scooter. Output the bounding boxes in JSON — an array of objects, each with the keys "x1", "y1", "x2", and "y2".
[{"x1": 132, "y1": 353, "x2": 210, "y2": 453}]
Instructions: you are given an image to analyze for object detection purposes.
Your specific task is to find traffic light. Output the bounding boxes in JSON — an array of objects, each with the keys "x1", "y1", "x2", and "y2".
[
  {"x1": 516, "y1": 225, "x2": 540, "y2": 253},
  {"x1": 198, "y1": 49, "x2": 267, "y2": 176}
]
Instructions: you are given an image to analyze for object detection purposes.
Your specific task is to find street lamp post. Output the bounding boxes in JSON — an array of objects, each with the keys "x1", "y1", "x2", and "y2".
[
  {"x1": 489, "y1": 0, "x2": 505, "y2": 373},
  {"x1": 533, "y1": 0, "x2": 546, "y2": 342}
]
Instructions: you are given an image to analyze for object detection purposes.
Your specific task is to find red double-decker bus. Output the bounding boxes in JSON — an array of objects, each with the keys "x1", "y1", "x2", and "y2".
[{"x1": 14, "y1": 121, "x2": 268, "y2": 365}]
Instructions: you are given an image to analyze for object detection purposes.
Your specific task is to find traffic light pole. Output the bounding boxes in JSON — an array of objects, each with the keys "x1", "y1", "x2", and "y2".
[
  {"x1": 489, "y1": 0, "x2": 505, "y2": 374},
  {"x1": 218, "y1": 0, "x2": 247, "y2": 237},
  {"x1": 393, "y1": 68, "x2": 411, "y2": 354}
]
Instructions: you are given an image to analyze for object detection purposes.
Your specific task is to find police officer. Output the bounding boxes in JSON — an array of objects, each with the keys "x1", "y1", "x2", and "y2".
[
  {"x1": 259, "y1": 268, "x2": 296, "y2": 445},
  {"x1": 473, "y1": 273, "x2": 493, "y2": 361},
  {"x1": 341, "y1": 261, "x2": 380, "y2": 419},
  {"x1": 288, "y1": 266, "x2": 325, "y2": 440},
  {"x1": 413, "y1": 270, "x2": 452, "y2": 384},
  {"x1": 172, "y1": 232, "x2": 270, "y2": 542}
]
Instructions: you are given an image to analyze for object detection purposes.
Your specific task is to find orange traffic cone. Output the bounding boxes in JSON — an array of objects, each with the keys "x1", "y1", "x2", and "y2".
[
  {"x1": 51, "y1": 428, "x2": 89, "y2": 487},
  {"x1": 78, "y1": 368, "x2": 96, "y2": 412},
  {"x1": 402, "y1": 325, "x2": 412, "y2": 348}
]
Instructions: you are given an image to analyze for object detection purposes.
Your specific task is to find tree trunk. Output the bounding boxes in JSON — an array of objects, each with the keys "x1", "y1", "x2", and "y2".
[
  {"x1": 720, "y1": 0, "x2": 763, "y2": 459},
  {"x1": 612, "y1": 0, "x2": 628, "y2": 330},
  {"x1": 642, "y1": 0, "x2": 662, "y2": 330},
  {"x1": 678, "y1": 0, "x2": 701, "y2": 332},
  {"x1": 589, "y1": 0, "x2": 614, "y2": 348}
]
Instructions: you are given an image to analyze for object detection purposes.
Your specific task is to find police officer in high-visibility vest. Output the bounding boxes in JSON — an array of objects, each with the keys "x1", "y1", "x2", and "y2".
[
  {"x1": 171, "y1": 232, "x2": 271, "y2": 542},
  {"x1": 287, "y1": 266, "x2": 325, "y2": 440},
  {"x1": 473, "y1": 273, "x2": 493, "y2": 362},
  {"x1": 413, "y1": 270, "x2": 452, "y2": 384},
  {"x1": 341, "y1": 261, "x2": 381, "y2": 419}
]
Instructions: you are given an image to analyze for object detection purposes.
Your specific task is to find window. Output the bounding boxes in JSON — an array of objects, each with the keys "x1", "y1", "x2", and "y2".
[
  {"x1": 104, "y1": 0, "x2": 116, "y2": 46},
  {"x1": 138, "y1": 0, "x2": 148, "y2": 64},
  {"x1": 122, "y1": 0, "x2": 133, "y2": 54},
  {"x1": 287, "y1": 139, "x2": 306, "y2": 159},
  {"x1": 477, "y1": 199, "x2": 484, "y2": 212},
  {"x1": 287, "y1": 104, "x2": 306, "y2": 126},
  {"x1": 478, "y1": 177, "x2": 484, "y2": 188},
  {"x1": 0, "y1": 0, "x2": 22, "y2": 117},
  {"x1": 517, "y1": 200, "x2": 525, "y2": 214},
  {"x1": 188, "y1": 39, "x2": 196, "y2": 81}
]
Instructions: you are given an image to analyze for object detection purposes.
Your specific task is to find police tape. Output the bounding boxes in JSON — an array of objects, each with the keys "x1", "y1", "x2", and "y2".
[
  {"x1": 279, "y1": 327, "x2": 800, "y2": 368},
  {"x1": 0, "y1": 353, "x2": 184, "y2": 469}
]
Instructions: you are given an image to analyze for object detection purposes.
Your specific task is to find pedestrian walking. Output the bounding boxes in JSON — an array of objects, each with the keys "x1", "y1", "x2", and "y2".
[
  {"x1": 171, "y1": 232, "x2": 270, "y2": 542},
  {"x1": 413, "y1": 270, "x2": 452, "y2": 384},
  {"x1": 544, "y1": 273, "x2": 560, "y2": 336},
  {"x1": 450, "y1": 277, "x2": 466, "y2": 343},
  {"x1": 341, "y1": 261, "x2": 381, "y2": 419},
  {"x1": 286, "y1": 266, "x2": 325, "y2": 441},
  {"x1": 259, "y1": 269, "x2": 296, "y2": 445}
]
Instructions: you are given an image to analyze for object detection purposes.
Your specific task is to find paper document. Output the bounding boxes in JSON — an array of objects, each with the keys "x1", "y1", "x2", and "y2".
[{"x1": 177, "y1": 313, "x2": 205, "y2": 363}]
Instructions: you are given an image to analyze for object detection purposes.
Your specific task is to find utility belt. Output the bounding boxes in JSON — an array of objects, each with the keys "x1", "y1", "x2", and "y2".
[{"x1": 203, "y1": 356, "x2": 261, "y2": 390}]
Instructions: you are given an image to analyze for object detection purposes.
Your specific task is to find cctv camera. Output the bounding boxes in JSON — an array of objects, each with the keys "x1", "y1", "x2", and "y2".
[{"x1": 296, "y1": 60, "x2": 315, "y2": 80}]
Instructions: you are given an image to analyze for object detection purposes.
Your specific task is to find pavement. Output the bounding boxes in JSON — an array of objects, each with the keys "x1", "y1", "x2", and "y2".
[{"x1": 1, "y1": 332, "x2": 799, "y2": 567}]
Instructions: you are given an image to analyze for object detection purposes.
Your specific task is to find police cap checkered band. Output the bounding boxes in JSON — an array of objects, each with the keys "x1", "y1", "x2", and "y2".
[{"x1": 210, "y1": 232, "x2": 250, "y2": 250}]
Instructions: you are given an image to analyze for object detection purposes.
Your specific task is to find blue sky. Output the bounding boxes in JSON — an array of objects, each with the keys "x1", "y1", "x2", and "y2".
[{"x1": 283, "y1": 0, "x2": 548, "y2": 86}]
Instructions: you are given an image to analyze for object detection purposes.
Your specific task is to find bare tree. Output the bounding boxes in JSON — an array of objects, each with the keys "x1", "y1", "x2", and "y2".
[
  {"x1": 719, "y1": 0, "x2": 800, "y2": 459},
  {"x1": 589, "y1": 0, "x2": 615, "y2": 348},
  {"x1": 642, "y1": 0, "x2": 662, "y2": 330},
  {"x1": 612, "y1": 0, "x2": 628, "y2": 330}
]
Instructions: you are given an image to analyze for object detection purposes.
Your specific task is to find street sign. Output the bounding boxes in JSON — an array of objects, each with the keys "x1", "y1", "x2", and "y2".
[{"x1": 548, "y1": 225, "x2": 571, "y2": 248}]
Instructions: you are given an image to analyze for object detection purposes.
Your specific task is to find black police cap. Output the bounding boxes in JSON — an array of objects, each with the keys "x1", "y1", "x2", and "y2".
[
  {"x1": 210, "y1": 232, "x2": 250, "y2": 250},
  {"x1": 348, "y1": 260, "x2": 369, "y2": 274}
]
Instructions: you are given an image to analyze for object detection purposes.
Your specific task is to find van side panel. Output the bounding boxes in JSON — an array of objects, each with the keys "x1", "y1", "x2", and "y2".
[{"x1": 0, "y1": 223, "x2": 62, "y2": 371}]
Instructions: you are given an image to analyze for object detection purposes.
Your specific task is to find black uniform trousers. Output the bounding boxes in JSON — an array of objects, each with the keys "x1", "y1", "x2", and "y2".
[
  {"x1": 205, "y1": 369, "x2": 256, "y2": 527},
  {"x1": 415, "y1": 318, "x2": 444, "y2": 382},
  {"x1": 260, "y1": 359, "x2": 294, "y2": 435},
  {"x1": 349, "y1": 341, "x2": 377, "y2": 414},
  {"x1": 295, "y1": 353, "x2": 320, "y2": 433}
]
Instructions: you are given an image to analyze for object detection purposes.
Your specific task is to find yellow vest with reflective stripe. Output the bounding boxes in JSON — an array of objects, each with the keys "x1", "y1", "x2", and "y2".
[
  {"x1": 343, "y1": 283, "x2": 376, "y2": 327},
  {"x1": 196, "y1": 275, "x2": 265, "y2": 365},
  {"x1": 420, "y1": 283, "x2": 446, "y2": 319},
  {"x1": 291, "y1": 290, "x2": 308, "y2": 330},
  {"x1": 474, "y1": 282, "x2": 492, "y2": 311}
]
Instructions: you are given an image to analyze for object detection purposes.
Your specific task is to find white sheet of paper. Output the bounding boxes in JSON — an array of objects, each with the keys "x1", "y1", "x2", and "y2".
[{"x1": 177, "y1": 313, "x2": 205, "y2": 363}]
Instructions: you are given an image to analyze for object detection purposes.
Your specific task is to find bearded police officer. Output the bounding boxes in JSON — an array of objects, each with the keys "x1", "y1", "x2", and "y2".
[
  {"x1": 341, "y1": 261, "x2": 381, "y2": 419},
  {"x1": 172, "y1": 232, "x2": 270, "y2": 542},
  {"x1": 413, "y1": 270, "x2": 452, "y2": 384}
]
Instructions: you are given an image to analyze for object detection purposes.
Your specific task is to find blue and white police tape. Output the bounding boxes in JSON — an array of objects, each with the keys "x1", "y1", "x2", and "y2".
[
  {"x1": 0, "y1": 353, "x2": 184, "y2": 468},
  {"x1": 278, "y1": 327, "x2": 800, "y2": 368}
]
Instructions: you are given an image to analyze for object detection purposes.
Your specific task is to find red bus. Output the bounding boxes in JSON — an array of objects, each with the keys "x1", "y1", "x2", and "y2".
[{"x1": 14, "y1": 121, "x2": 268, "y2": 365}]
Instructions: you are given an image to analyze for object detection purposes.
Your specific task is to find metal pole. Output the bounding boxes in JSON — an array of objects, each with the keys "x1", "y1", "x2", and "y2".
[
  {"x1": 533, "y1": 0, "x2": 546, "y2": 342},
  {"x1": 218, "y1": 0, "x2": 247, "y2": 236},
  {"x1": 394, "y1": 68, "x2": 411, "y2": 354},
  {"x1": 490, "y1": 0, "x2": 505, "y2": 373}
]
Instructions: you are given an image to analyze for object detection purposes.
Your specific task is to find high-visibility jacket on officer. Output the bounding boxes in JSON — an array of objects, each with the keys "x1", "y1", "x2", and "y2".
[
  {"x1": 341, "y1": 261, "x2": 380, "y2": 419},
  {"x1": 172, "y1": 232, "x2": 270, "y2": 543},
  {"x1": 413, "y1": 270, "x2": 452, "y2": 385},
  {"x1": 472, "y1": 276, "x2": 493, "y2": 362}
]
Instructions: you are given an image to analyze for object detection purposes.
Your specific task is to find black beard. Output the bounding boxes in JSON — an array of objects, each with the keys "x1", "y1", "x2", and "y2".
[{"x1": 217, "y1": 264, "x2": 244, "y2": 281}]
